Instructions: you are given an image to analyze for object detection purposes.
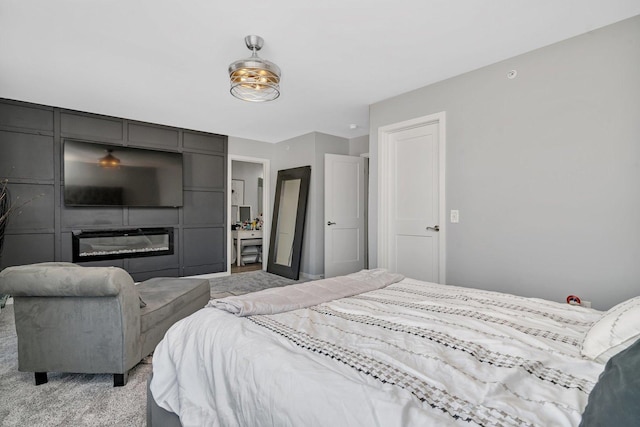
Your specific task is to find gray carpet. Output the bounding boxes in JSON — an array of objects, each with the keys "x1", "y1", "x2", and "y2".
[{"x1": 0, "y1": 271, "x2": 297, "y2": 427}]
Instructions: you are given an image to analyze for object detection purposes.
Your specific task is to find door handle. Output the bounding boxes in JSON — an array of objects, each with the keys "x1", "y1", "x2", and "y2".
[
  {"x1": 426, "y1": 225, "x2": 439, "y2": 232},
  {"x1": 327, "y1": 221, "x2": 336, "y2": 226}
]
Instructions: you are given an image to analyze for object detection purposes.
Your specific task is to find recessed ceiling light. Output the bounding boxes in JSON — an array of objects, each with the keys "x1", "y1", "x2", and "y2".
[{"x1": 349, "y1": 124, "x2": 358, "y2": 130}]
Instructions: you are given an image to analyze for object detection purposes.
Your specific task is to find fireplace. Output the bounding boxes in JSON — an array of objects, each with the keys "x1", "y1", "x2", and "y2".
[{"x1": 72, "y1": 228, "x2": 174, "y2": 262}]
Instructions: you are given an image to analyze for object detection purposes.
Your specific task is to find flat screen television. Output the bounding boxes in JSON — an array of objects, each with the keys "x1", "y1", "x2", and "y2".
[{"x1": 63, "y1": 140, "x2": 183, "y2": 207}]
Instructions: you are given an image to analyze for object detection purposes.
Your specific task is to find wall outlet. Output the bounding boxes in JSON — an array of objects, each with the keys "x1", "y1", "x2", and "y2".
[
  {"x1": 450, "y1": 210, "x2": 459, "y2": 223},
  {"x1": 581, "y1": 301, "x2": 592, "y2": 308}
]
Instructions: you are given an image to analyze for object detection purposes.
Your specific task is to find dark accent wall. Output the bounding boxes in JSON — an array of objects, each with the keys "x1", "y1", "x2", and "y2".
[{"x1": 0, "y1": 98, "x2": 227, "y2": 281}]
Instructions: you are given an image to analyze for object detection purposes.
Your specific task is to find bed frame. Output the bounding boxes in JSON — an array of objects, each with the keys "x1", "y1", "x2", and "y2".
[{"x1": 147, "y1": 374, "x2": 181, "y2": 427}]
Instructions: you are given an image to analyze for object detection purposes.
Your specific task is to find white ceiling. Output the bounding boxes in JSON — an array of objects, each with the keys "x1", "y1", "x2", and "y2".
[{"x1": 1, "y1": 1, "x2": 639, "y2": 143}]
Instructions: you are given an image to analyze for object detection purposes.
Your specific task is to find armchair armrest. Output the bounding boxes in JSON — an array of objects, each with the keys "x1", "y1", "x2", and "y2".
[{"x1": 0, "y1": 264, "x2": 135, "y2": 297}]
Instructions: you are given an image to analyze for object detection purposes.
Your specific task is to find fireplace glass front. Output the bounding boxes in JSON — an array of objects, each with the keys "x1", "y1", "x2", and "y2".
[{"x1": 72, "y1": 228, "x2": 174, "y2": 262}]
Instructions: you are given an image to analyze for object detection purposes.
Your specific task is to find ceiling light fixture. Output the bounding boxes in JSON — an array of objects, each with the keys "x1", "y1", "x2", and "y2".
[
  {"x1": 98, "y1": 149, "x2": 120, "y2": 168},
  {"x1": 228, "y1": 35, "x2": 281, "y2": 102}
]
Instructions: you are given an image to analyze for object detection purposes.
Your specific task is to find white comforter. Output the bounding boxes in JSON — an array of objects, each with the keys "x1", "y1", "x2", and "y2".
[{"x1": 151, "y1": 275, "x2": 605, "y2": 427}]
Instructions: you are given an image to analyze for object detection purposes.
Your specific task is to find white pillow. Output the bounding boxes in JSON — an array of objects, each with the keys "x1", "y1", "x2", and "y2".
[{"x1": 581, "y1": 296, "x2": 640, "y2": 363}]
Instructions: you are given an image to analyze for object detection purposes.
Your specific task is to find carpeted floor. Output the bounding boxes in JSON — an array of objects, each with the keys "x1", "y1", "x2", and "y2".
[{"x1": 0, "y1": 271, "x2": 297, "y2": 427}]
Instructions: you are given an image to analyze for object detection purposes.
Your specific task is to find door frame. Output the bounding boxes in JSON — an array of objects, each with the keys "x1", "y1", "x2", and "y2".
[
  {"x1": 377, "y1": 111, "x2": 446, "y2": 284},
  {"x1": 228, "y1": 155, "x2": 271, "y2": 274}
]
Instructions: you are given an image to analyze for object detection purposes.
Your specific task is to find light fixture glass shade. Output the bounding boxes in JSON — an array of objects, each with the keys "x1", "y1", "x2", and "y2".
[
  {"x1": 98, "y1": 150, "x2": 120, "y2": 168},
  {"x1": 229, "y1": 35, "x2": 281, "y2": 102}
]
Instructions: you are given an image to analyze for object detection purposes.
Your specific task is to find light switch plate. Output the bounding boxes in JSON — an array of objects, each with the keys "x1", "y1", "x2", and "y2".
[{"x1": 450, "y1": 210, "x2": 459, "y2": 223}]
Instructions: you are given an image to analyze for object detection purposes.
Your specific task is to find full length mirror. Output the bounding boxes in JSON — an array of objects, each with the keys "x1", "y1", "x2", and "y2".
[{"x1": 267, "y1": 166, "x2": 311, "y2": 279}]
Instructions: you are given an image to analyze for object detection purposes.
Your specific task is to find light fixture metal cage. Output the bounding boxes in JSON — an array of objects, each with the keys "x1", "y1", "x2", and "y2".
[{"x1": 228, "y1": 35, "x2": 281, "y2": 102}]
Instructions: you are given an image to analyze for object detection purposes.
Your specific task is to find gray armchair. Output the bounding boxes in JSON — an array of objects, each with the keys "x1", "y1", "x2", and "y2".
[{"x1": 0, "y1": 262, "x2": 210, "y2": 386}]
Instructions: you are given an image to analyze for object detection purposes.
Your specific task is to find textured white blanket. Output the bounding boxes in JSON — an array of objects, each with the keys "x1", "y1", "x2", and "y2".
[
  {"x1": 152, "y1": 276, "x2": 605, "y2": 426},
  {"x1": 207, "y1": 268, "x2": 404, "y2": 316}
]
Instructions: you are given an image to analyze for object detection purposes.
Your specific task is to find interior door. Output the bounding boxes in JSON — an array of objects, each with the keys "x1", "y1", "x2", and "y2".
[
  {"x1": 389, "y1": 122, "x2": 440, "y2": 282},
  {"x1": 324, "y1": 154, "x2": 366, "y2": 278}
]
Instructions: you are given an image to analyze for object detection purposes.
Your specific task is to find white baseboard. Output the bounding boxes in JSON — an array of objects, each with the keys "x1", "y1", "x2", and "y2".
[
  {"x1": 300, "y1": 272, "x2": 324, "y2": 281},
  {"x1": 187, "y1": 271, "x2": 230, "y2": 279}
]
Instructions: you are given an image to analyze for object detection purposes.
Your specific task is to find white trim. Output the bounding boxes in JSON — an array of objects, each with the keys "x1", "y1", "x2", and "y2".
[
  {"x1": 301, "y1": 272, "x2": 324, "y2": 281},
  {"x1": 228, "y1": 155, "x2": 271, "y2": 275},
  {"x1": 377, "y1": 112, "x2": 447, "y2": 284},
  {"x1": 187, "y1": 271, "x2": 230, "y2": 279}
]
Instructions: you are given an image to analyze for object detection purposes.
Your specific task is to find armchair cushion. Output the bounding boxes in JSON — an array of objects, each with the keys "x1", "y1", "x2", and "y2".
[{"x1": 138, "y1": 277, "x2": 210, "y2": 333}]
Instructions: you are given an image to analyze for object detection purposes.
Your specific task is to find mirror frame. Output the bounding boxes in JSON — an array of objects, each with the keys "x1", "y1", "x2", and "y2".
[{"x1": 267, "y1": 166, "x2": 311, "y2": 280}]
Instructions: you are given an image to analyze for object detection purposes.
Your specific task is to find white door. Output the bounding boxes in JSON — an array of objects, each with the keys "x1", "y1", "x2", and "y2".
[
  {"x1": 324, "y1": 154, "x2": 366, "y2": 278},
  {"x1": 384, "y1": 121, "x2": 441, "y2": 282}
]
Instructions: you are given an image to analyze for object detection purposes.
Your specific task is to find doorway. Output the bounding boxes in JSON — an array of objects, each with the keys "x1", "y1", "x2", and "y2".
[
  {"x1": 228, "y1": 155, "x2": 270, "y2": 275},
  {"x1": 377, "y1": 112, "x2": 446, "y2": 284}
]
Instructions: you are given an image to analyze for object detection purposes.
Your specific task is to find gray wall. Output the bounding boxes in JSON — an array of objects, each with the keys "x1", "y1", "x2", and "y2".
[
  {"x1": 0, "y1": 98, "x2": 227, "y2": 280},
  {"x1": 349, "y1": 135, "x2": 369, "y2": 156},
  {"x1": 235, "y1": 132, "x2": 350, "y2": 278},
  {"x1": 272, "y1": 133, "x2": 317, "y2": 277},
  {"x1": 228, "y1": 136, "x2": 275, "y2": 159},
  {"x1": 369, "y1": 16, "x2": 640, "y2": 310},
  {"x1": 278, "y1": 132, "x2": 351, "y2": 278}
]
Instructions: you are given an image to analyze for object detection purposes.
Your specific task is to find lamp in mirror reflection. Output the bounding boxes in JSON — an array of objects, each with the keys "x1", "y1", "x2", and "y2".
[
  {"x1": 98, "y1": 149, "x2": 121, "y2": 168},
  {"x1": 228, "y1": 35, "x2": 281, "y2": 102}
]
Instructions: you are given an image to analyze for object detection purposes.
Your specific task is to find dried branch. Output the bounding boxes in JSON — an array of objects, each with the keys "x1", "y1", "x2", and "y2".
[{"x1": 0, "y1": 178, "x2": 44, "y2": 228}]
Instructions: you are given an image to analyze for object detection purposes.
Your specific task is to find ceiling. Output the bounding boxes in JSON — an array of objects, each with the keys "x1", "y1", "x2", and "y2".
[{"x1": 1, "y1": 1, "x2": 639, "y2": 143}]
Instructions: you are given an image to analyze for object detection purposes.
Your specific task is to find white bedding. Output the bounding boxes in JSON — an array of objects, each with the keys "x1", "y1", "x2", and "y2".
[{"x1": 151, "y1": 275, "x2": 605, "y2": 426}]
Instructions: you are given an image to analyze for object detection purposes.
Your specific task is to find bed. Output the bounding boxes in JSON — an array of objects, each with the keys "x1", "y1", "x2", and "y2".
[{"x1": 148, "y1": 269, "x2": 640, "y2": 426}]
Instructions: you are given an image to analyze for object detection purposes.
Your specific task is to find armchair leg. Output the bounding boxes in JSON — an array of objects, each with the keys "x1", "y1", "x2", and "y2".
[
  {"x1": 35, "y1": 372, "x2": 48, "y2": 385},
  {"x1": 114, "y1": 372, "x2": 128, "y2": 387}
]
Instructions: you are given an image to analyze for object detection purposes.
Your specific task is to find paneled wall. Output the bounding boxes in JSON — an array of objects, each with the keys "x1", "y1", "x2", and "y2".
[{"x1": 0, "y1": 98, "x2": 227, "y2": 280}]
